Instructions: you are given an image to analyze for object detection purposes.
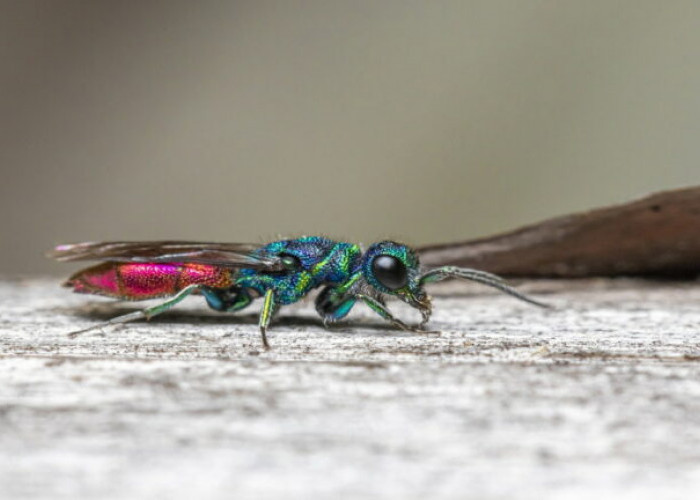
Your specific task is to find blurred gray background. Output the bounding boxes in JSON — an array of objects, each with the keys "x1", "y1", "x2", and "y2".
[{"x1": 1, "y1": 1, "x2": 699, "y2": 275}]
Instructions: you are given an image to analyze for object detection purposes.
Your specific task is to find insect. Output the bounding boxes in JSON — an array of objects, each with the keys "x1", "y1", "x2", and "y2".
[{"x1": 48, "y1": 237, "x2": 548, "y2": 349}]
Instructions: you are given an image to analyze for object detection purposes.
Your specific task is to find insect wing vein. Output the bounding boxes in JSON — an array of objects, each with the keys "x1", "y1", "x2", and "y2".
[{"x1": 47, "y1": 241, "x2": 283, "y2": 271}]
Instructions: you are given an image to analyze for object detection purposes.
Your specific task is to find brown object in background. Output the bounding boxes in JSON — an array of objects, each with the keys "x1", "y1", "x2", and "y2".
[{"x1": 418, "y1": 187, "x2": 700, "y2": 278}]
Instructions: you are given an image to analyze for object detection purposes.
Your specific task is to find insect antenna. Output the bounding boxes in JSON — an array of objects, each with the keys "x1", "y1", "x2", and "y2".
[{"x1": 420, "y1": 267, "x2": 551, "y2": 309}]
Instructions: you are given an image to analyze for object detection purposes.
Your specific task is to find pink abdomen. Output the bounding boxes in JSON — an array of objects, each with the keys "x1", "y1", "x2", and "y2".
[{"x1": 64, "y1": 262, "x2": 234, "y2": 300}]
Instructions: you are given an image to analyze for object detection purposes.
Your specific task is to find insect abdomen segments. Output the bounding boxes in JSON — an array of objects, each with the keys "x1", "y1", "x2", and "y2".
[{"x1": 64, "y1": 262, "x2": 233, "y2": 300}]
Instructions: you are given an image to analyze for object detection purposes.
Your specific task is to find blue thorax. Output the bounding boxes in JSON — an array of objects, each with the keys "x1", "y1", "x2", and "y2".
[{"x1": 235, "y1": 237, "x2": 362, "y2": 304}]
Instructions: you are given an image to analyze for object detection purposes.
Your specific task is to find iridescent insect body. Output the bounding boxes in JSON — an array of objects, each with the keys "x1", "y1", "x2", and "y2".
[{"x1": 49, "y1": 237, "x2": 547, "y2": 348}]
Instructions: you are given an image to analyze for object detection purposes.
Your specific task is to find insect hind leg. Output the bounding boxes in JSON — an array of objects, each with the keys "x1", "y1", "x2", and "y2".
[{"x1": 68, "y1": 284, "x2": 202, "y2": 338}]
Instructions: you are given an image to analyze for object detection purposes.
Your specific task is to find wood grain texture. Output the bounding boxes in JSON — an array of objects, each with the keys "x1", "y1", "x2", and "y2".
[
  {"x1": 2, "y1": 278, "x2": 700, "y2": 498},
  {"x1": 418, "y1": 187, "x2": 700, "y2": 277}
]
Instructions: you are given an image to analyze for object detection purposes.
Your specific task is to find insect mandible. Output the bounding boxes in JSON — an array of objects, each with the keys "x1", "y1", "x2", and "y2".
[{"x1": 48, "y1": 236, "x2": 548, "y2": 349}]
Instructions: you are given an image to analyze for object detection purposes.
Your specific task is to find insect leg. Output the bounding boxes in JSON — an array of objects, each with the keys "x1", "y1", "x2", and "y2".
[
  {"x1": 419, "y1": 266, "x2": 550, "y2": 308},
  {"x1": 258, "y1": 289, "x2": 278, "y2": 350},
  {"x1": 355, "y1": 293, "x2": 437, "y2": 335},
  {"x1": 200, "y1": 287, "x2": 253, "y2": 313},
  {"x1": 315, "y1": 286, "x2": 357, "y2": 325},
  {"x1": 68, "y1": 284, "x2": 202, "y2": 338}
]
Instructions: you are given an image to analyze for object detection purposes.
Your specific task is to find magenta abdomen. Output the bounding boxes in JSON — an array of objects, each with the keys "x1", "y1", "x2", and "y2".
[{"x1": 65, "y1": 262, "x2": 233, "y2": 300}]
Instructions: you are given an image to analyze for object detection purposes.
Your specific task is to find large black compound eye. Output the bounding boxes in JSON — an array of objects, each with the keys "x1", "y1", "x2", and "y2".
[
  {"x1": 280, "y1": 254, "x2": 301, "y2": 271},
  {"x1": 372, "y1": 254, "x2": 408, "y2": 290}
]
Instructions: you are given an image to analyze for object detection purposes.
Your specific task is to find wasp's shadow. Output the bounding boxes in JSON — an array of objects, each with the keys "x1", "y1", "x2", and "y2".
[{"x1": 52, "y1": 302, "x2": 401, "y2": 332}]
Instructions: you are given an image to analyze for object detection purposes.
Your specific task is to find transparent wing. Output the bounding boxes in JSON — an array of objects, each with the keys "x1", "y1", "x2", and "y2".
[{"x1": 47, "y1": 241, "x2": 283, "y2": 271}]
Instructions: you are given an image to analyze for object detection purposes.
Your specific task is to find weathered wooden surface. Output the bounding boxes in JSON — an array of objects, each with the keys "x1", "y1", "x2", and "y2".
[{"x1": 2, "y1": 278, "x2": 700, "y2": 499}]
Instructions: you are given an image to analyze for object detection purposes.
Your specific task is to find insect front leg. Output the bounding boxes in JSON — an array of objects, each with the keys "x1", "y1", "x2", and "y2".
[
  {"x1": 68, "y1": 284, "x2": 203, "y2": 338},
  {"x1": 354, "y1": 293, "x2": 438, "y2": 335}
]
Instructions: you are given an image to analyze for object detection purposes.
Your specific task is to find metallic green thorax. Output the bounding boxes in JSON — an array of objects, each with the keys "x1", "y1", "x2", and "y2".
[{"x1": 235, "y1": 237, "x2": 363, "y2": 304}]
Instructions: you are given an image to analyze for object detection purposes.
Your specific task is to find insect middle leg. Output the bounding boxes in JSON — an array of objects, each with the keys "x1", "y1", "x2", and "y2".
[
  {"x1": 68, "y1": 284, "x2": 203, "y2": 338},
  {"x1": 257, "y1": 289, "x2": 278, "y2": 350},
  {"x1": 201, "y1": 286, "x2": 272, "y2": 348}
]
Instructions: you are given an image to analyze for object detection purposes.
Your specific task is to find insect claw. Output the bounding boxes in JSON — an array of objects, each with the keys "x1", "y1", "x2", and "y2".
[
  {"x1": 422, "y1": 330, "x2": 441, "y2": 336},
  {"x1": 404, "y1": 325, "x2": 441, "y2": 337},
  {"x1": 260, "y1": 327, "x2": 271, "y2": 350},
  {"x1": 414, "y1": 322, "x2": 441, "y2": 336},
  {"x1": 67, "y1": 325, "x2": 103, "y2": 338},
  {"x1": 419, "y1": 308, "x2": 432, "y2": 328}
]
